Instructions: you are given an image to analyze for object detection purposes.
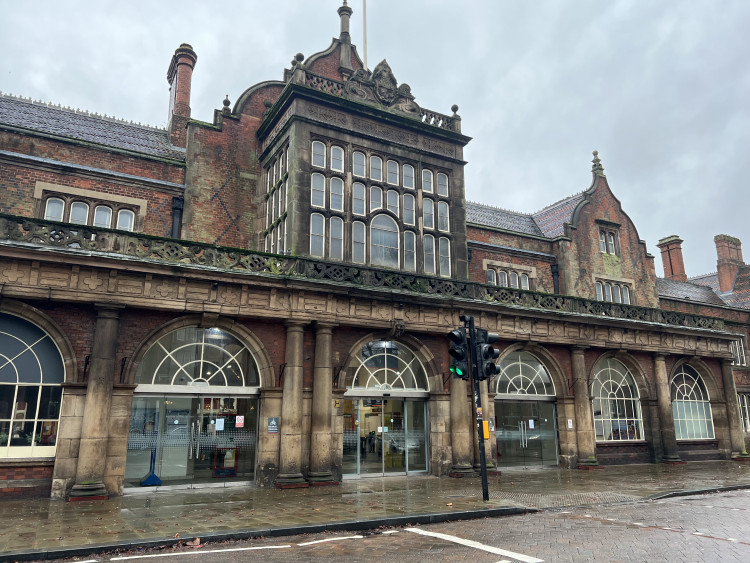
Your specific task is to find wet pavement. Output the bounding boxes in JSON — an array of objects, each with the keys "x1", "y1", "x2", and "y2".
[{"x1": 1, "y1": 461, "x2": 749, "y2": 562}]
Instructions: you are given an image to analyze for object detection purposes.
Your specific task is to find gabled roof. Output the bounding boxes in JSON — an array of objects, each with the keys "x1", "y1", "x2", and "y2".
[
  {"x1": 465, "y1": 202, "x2": 544, "y2": 236},
  {"x1": 656, "y1": 277, "x2": 728, "y2": 306},
  {"x1": 688, "y1": 268, "x2": 750, "y2": 310},
  {"x1": 0, "y1": 93, "x2": 185, "y2": 161},
  {"x1": 531, "y1": 192, "x2": 586, "y2": 238}
]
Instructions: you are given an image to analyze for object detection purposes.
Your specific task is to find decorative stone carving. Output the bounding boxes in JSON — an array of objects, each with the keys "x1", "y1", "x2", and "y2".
[{"x1": 343, "y1": 60, "x2": 421, "y2": 116}]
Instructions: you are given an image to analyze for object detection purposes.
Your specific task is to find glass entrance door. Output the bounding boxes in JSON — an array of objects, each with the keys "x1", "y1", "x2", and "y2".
[
  {"x1": 342, "y1": 398, "x2": 427, "y2": 476},
  {"x1": 126, "y1": 395, "x2": 258, "y2": 488},
  {"x1": 495, "y1": 400, "x2": 558, "y2": 467}
]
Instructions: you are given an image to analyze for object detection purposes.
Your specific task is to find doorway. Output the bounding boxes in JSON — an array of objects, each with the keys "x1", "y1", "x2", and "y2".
[
  {"x1": 342, "y1": 398, "x2": 427, "y2": 476},
  {"x1": 495, "y1": 399, "x2": 558, "y2": 467},
  {"x1": 125, "y1": 395, "x2": 258, "y2": 487}
]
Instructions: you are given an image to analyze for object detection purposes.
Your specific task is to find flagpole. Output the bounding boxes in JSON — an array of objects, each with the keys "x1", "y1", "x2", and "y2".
[{"x1": 363, "y1": 0, "x2": 368, "y2": 70}]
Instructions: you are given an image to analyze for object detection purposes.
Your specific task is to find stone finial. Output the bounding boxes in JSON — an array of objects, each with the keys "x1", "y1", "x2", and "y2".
[
  {"x1": 222, "y1": 95, "x2": 231, "y2": 116},
  {"x1": 338, "y1": 1, "x2": 353, "y2": 41},
  {"x1": 592, "y1": 150, "x2": 605, "y2": 177}
]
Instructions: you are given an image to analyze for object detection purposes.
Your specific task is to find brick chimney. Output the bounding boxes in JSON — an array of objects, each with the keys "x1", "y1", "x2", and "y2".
[
  {"x1": 167, "y1": 43, "x2": 197, "y2": 148},
  {"x1": 715, "y1": 234, "x2": 744, "y2": 293},
  {"x1": 656, "y1": 235, "x2": 688, "y2": 281}
]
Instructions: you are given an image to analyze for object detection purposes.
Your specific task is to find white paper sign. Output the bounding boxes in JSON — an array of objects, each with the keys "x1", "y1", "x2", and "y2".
[
  {"x1": 215, "y1": 418, "x2": 225, "y2": 431},
  {"x1": 378, "y1": 426, "x2": 383, "y2": 433},
  {"x1": 568, "y1": 419, "x2": 574, "y2": 429},
  {"x1": 528, "y1": 419, "x2": 535, "y2": 429}
]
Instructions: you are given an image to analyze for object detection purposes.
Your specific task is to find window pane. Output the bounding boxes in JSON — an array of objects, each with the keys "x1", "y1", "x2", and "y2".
[
  {"x1": 604, "y1": 283, "x2": 613, "y2": 302},
  {"x1": 439, "y1": 237, "x2": 451, "y2": 277},
  {"x1": 331, "y1": 146, "x2": 344, "y2": 172},
  {"x1": 44, "y1": 198, "x2": 64, "y2": 222},
  {"x1": 596, "y1": 282, "x2": 603, "y2": 301},
  {"x1": 13, "y1": 386, "x2": 40, "y2": 420},
  {"x1": 353, "y1": 222, "x2": 366, "y2": 264},
  {"x1": 94, "y1": 206, "x2": 112, "y2": 228},
  {"x1": 437, "y1": 201, "x2": 449, "y2": 232},
  {"x1": 423, "y1": 199, "x2": 434, "y2": 229},
  {"x1": 70, "y1": 202, "x2": 89, "y2": 225},
  {"x1": 422, "y1": 170, "x2": 433, "y2": 193},
  {"x1": 370, "y1": 156, "x2": 382, "y2": 181},
  {"x1": 486, "y1": 270, "x2": 496, "y2": 284},
  {"x1": 423, "y1": 235, "x2": 435, "y2": 274},
  {"x1": 498, "y1": 271, "x2": 508, "y2": 286},
  {"x1": 599, "y1": 230, "x2": 607, "y2": 252},
  {"x1": 404, "y1": 231, "x2": 416, "y2": 272},
  {"x1": 510, "y1": 272, "x2": 519, "y2": 288},
  {"x1": 353, "y1": 182, "x2": 366, "y2": 215},
  {"x1": 311, "y1": 173, "x2": 326, "y2": 207},
  {"x1": 330, "y1": 177, "x2": 344, "y2": 211},
  {"x1": 387, "y1": 160, "x2": 399, "y2": 185},
  {"x1": 403, "y1": 164, "x2": 414, "y2": 189},
  {"x1": 330, "y1": 217, "x2": 343, "y2": 260},
  {"x1": 117, "y1": 209, "x2": 135, "y2": 231},
  {"x1": 370, "y1": 187, "x2": 382, "y2": 211},
  {"x1": 310, "y1": 213, "x2": 325, "y2": 257},
  {"x1": 371, "y1": 215, "x2": 399, "y2": 268},
  {"x1": 387, "y1": 190, "x2": 399, "y2": 215},
  {"x1": 613, "y1": 285, "x2": 622, "y2": 303},
  {"x1": 520, "y1": 274, "x2": 529, "y2": 290},
  {"x1": 437, "y1": 173, "x2": 448, "y2": 196},
  {"x1": 38, "y1": 386, "x2": 62, "y2": 419},
  {"x1": 312, "y1": 141, "x2": 325, "y2": 168},
  {"x1": 607, "y1": 232, "x2": 616, "y2": 254},
  {"x1": 353, "y1": 152, "x2": 366, "y2": 177},
  {"x1": 404, "y1": 194, "x2": 415, "y2": 225},
  {"x1": 622, "y1": 286, "x2": 630, "y2": 304}
]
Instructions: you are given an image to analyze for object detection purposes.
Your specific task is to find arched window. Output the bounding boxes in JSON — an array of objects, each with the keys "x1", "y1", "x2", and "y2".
[
  {"x1": 93, "y1": 205, "x2": 112, "y2": 228},
  {"x1": 437, "y1": 201, "x2": 449, "y2": 232},
  {"x1": 595, "y1": 282, "x2": 604, "y2": 301},
  {"x1": 44, "y1": 197, "x2": 64, "y2": 222},
  {"x1": 310, "y1": 213, "x2": 325, "y2": 257},
  {"x1": 437, "y1": 173, "x2": 449, "y2": 197},
  {"x1": 329, "y1": 217, "x2": 344, "y2": 260},
  {"x1": 422, "y1": 169, "x2": 433, "y2": 193},
  {"x1": 622, "y1": 286, "x2": 631, "y2": 304},
  {"x1": 403, "y1": 193, "x2": 415, "y2": 225},
  {"x1": 311, "y1": 173, "x2": 326, "y2": 208},
  {"x1": 604, "y1": 283, "x2": 613, "y2": 302},
  {"x1": 352, "y1": 221, "x2": 366, "y2": 264},
  {"x1": 0, "y1": 313, "x2": 65, "y2": 456},
  {"x1": 370, "y1": 156, "x2": 383, "y2": 181},
  {"x1": 498, "y1": 271, "x2": 508, "y2": 287},
  {"x1": 387, "y1": 160, "x2": 399, "y2": 185},
  {"x1": 423, "y1": 198, "x2": 434, "y2": 229},
  {"x1": 423, "y1": 234, "x2": 435, "y2": 275},
  {"x1": 330, "y1": 177, "x2": 344, "y2": 211},
  {"x1": 520, "y1": 273, "x2": 529, "y2": 290},
  {"x1": 496, "y1": 351, "x2": 555, "y2": 396},
  {"x1": 671, "y1": 365, "x2": 714, "y2": 440},
  {"x1": 591, "y1": 358, "x2": 644, "y2": 441},
  {"x1": 353, "y1": 182, "x2": 366, "y2": 215},
  {"x1": 370, "y1": 186, "x2": 383, "y2": 211},
  {"x1": 117, "y1": 209, "x2": 135, "y2": 231},
  {"x1": 613, "y1": 284, "x2": 622, "y2": 303},
  {"x1": 510, "y1": 272, "x2": 519, "y2": 288},
  {"x1": 331, "y1": 146, "x2": 344, "y2": 172},
  {"x1": 353, "y1": 151, "x2": 366, "y2": 177},
  {"x1": 370, "y1": 215, "x2": 399, "y2": 268},
  {"x1": 312, "y1": 141, "x2": 326, "y2": 168},
  {"x1": 348, "y1": 340, "x2": 429, "y2": 391},
  {"x1": 404, "y1": 231, "x2": 416, "y2": 272},
  {"x1": 486, "y1": 269, "x2": 497, "y2": 285},
  {"x1": 70, "y1": 201, "x2": 89, "y2": 225},
  {"x1": 136, "y1": 326, "x2": 259, "y2": 388},
  {"x1": 438, "y1": 237, "x2": 451, "y2": 277},
  {"x1": 387, "y1": 190, "x2": 400, "y2": 216},
  {"x1": 403, "y1": 164, "x2": 415, "y2": 189}
]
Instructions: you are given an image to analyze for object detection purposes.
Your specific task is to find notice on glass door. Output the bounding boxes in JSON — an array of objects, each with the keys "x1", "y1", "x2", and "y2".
[
  {"x1": 528, "y1": 419, "x2": 535, "y2": 429},
  {"x1": 215, "y1": 418, "x2": 225, "y2": 431}
]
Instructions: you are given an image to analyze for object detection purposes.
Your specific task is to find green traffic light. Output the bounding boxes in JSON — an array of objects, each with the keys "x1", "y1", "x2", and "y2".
[{"x1": 450, "y1": 365, "x2": 464, "y2": 377}]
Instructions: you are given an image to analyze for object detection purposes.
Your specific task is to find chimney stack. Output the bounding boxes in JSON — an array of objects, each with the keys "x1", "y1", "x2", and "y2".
[
  {"x1": 167, "y1": 43, "x2": 197, "y2": 148},
  {"x1": 715, "y1": 234, "x2": 744, "y2": 293},
  {"x1": 656, "y1": 235, "x2": 688, "y2": 282}
]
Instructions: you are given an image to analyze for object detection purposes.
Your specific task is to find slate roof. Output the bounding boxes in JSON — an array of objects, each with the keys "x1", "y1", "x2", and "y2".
[
  {"x1": 531, "y1": 192, "x2": 586, "y2": 238},
  {"x1": 0, "y1": 94, "x2": 185, "y2": 161},
  {"x1": 687, "y1": 269, "x2": 750, "y2": 310},
  {"x1": 465, "y1": 202, "x2": 544, "y2": 236},
  {"x1": 656, "y1": 277, "x2": 728, "y2": 306}
]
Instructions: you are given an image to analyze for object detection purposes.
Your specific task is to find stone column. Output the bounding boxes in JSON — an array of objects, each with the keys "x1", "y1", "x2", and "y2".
[
  {"x1": 571, "y1": 347, "x2": 598, "y2": 467},
  {"x1": 69, "y1": 304, "x2": 123, "y2": 499},
  {"x1": 275, "y1": 320, "x2": 308, "y2": 488},
  {"x1": 653, "y1": 354, "x2": 682, "y2": 462},
  {"x1": 721, "y1": 359, "x2": 748, "y2": 456},
  {"x1": 449, "y1": 377, "x2": 474, "y2": 476},
  {"x1": 308, "y1": 322, "x2": 337, "y2": 485}
]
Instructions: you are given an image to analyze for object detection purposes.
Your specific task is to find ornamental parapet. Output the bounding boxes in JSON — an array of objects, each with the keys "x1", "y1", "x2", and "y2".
[{"x1": 0, "y1": 212, "x2": 724, "y2": 331}]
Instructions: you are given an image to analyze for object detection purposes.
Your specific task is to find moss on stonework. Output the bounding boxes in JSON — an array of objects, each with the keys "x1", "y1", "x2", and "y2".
[{"x1": 602, "y1": 253, "x2": 622, "y2": 277}]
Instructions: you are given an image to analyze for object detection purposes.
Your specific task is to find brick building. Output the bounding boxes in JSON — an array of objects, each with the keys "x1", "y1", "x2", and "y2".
[{"x1": 0, "y1": 2, "x2": 747, "y2": 499}]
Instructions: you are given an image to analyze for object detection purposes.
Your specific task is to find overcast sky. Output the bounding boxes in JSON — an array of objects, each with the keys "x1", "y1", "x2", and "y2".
[{"x1": 2, "y1": 0, "x2": 748, "y2": 277}]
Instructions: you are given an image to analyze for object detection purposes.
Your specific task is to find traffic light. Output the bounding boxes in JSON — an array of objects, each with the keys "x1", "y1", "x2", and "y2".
[
  {"x1": 475, "y1": 329, "x2": 500, "y2": 380},
  {"x1": 447, "y1": 327, "x2": 470, "y2": 380}
]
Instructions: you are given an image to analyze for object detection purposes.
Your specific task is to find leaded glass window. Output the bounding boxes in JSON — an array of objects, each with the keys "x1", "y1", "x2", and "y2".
[
  {"x1": 591, "y1": 358, "x2": 644, "y2": 441},
  {"x1": 348, "y1": 341, "x2": 429, "y2": 391},
  {"x1": 671, "y1": 365, "x2": 714, "y2": 440},
  {"x1": 496, "y1": 351, "x2": 555, "y2": 396}
]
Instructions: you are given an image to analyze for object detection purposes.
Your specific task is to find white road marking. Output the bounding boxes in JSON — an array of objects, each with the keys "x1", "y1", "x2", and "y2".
[
  {"x1": 110, "y1": 545, "x2": 292, "y2": 560},
  {"x1": 298, "y1": 535, "x2": 363, "y2": 546},
  {"x1": 405, "y1": 528, "x2": 544, "y2": 563},
  {"x1": 382, "y1": 530, "x2": 400, "y2": 534}
]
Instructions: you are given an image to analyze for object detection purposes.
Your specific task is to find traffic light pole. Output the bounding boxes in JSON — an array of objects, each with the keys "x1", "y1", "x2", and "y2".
[{"x1": 465, "y1": 315, "x2": 490, "y2": 502}]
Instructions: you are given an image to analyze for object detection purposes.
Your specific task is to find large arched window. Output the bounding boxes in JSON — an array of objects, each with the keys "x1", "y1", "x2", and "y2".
[
  {"x1": 591, "y1": 358, "x2": 644, "y2": 441},
  {"x1": 0, "y1": 313, "x2": 65, "y2": 456},
  {"x1": 347, "y1": 340, "x2": 429, "y2": 391},
  {"x1": 135, "y1": 327, "x2": 260, "y2": 389},
  {"x1": 496, "y1": 351, "x2": 555, "y2": 396},
  {"x1": 371, "y1": 215, "x2": 399, "y2": 268},
  {"x1": 671, "y1": 365, "x2": 714, "y2": 440}
]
